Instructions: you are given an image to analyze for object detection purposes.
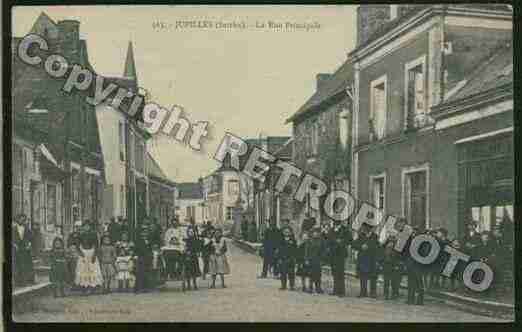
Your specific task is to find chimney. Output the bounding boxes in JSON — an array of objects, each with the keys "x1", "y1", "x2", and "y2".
[
  {"x1": 356, "y1": 5, "x2": 392, "y2": 47},
  {"x1": 316, "y1": 73, "x2": 331, "y2": 91},
  {"x1": 56, "y1": 20, "x2": 80, "y2": 62}
]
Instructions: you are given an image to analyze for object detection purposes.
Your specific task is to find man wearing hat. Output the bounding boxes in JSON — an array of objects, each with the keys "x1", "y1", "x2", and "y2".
[
  {"x1": 259, "y1": 220, "x2": 281, "y2": 278},
  {"x1": 461, "y1": 220, "x2": 481, "y2": 256},
  {"x1": 352, "y1": 222, "x2": 378, "y2": 298},
  {"x1": 326, "y1": 219, "x2": 352, "y2": 297}
]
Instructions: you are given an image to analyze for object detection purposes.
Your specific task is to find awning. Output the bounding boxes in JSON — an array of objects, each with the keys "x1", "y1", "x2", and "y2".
[{"x1": 39, "y1": 144, "x2": 67, "y2": 180}]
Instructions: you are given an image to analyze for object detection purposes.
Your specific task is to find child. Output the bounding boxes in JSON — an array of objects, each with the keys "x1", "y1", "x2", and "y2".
[
  {"x1": 115, "y1": 248, "x2": 132, "y2": 292},
  {"x1": 162, "y1": 237, "x2": 183, "y2": 280},
  {"x1": 209, "y1": 229, "x2": 230, "y2": 289},
  {"x1": 182, "y1": 228, "x2": 201, "y2": 291},
  {"x1": 116, "y1": 232, "x2": 133, "y2": 254},
  {"x1": 99, "y1": 235, "x2": 117, "y2": 294},
  {"x1": 151, "y1": 243, "x2": 166, "y2": 287},
  {"x1": 296, "y1": 232, "x2": 310, "y2": 292},
  {"x1": 381, "y1": 237, "x2": 401, "y2": 300},
  {"x1": 128, "y1": 247, "x2": 137, "y2": 290},
  {"x1": 449, "y1": 239, "x2": 462, "y2": 291},
  {"x1": 305, "y1": 227, "x2": 325, "y2": 294},
  {"x1": 277, "y1": 227, "x2": 297, "y2": 291},
  {"x1": 50, "y1": 237, "x2": 69, "y2": 298}
]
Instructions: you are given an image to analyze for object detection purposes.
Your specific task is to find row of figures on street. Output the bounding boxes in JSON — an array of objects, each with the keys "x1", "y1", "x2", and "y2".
[
  {"x1": 35, "y1": 215, "x2": 231, "y2": 298},
  {"x1": 258, "y1": 215, "x2": 513, "y2": 305}
]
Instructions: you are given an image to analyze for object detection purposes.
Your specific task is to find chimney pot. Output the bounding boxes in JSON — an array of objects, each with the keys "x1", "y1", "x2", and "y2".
[{"x1": 316, "y1": 73, "x2": 331, "y2": 91}]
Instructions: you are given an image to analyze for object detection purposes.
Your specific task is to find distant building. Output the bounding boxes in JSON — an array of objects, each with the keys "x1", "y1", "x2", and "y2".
[
  {"x1": 248, "y1": 136, "x2": 290, "y2": 237},
  {"x1": 286, "y1": 61, "x2": 354, "y2": 233},
  {"x1": 176, "y1": 182, "x2": 204, "y2": 225}
]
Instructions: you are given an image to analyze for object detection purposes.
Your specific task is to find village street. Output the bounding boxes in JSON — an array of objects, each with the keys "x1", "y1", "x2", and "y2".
[{"x1": 14, "y1": 241, "x2": 506, "y2": 323}]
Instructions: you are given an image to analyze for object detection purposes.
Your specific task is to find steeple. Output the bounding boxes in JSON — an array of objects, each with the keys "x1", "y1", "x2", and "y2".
[{"x1": 123, "y1": 41, "x2": 137, "y2": 83}]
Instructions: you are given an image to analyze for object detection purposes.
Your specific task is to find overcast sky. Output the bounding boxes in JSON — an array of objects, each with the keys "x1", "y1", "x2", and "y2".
[{"x1": 13, "y1": 5, "x2": 357, "y2": 182}]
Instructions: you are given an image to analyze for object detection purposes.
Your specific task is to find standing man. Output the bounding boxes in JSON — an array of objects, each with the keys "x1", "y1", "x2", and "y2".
[
  {"x1": 300, "y1": 213, "x2": 315, "y2": 241},
  {"x1": 149, "y1": 217, "x2": 163, "y2": 247},
  {"x1": 134, "y1": 216, "x2": 154, "y2": 293},
  {"x1": 259, "y1": 221, "x2": 281, "y2": 278},
  {"x1": 241, "y1": 216, "x2": 249, "y2": 241},
  {"x1": 108, "y1": 217, "x2": 122, "y2": 244},
  {"x1": 352, "y1": 223, "x2": 378, "y2": 298},
  {"x1": 13, "y1": 214, "x2": 35, "y2": 287},
  {"x1": 326, "y1": 219, "x2": 352, "y2": 297}
]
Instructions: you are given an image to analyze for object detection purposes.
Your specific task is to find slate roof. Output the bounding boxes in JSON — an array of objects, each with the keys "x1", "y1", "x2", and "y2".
[
  {"x1": 177, "y1": 182, "x2": 204, "y2": 200},
  {"x1": 443, "y1": 43, "x2": 513, "y2": 104},
  {"x1": 286, "y1": 59, "x2": 354, "y2": 124},
  {"x1": 274, "y1": 138, "x2": 293, "y2": 160}
]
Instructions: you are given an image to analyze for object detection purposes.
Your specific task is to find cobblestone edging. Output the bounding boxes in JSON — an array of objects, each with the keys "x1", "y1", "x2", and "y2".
[{"x1": 232, "y1": 237, "x2": 514, "y2": 320}]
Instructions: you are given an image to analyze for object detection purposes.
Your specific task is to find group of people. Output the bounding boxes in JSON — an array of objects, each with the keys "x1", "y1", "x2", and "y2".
[
  {"x1": 257, "y1": 214, "x2": 514, "y2": 305},
  {"x1": 42, "y1": 215, "x2": 231, "y2": 297}
]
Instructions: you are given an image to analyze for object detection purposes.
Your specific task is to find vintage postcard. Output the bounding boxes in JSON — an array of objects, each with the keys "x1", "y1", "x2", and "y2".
[{"x1": 8, "y1": 4, "x2": 514, "y2": 323}]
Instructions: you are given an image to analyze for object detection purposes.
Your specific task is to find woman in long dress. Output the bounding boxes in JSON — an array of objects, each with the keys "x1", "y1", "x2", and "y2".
[
  {"x1": 208, "y1": 228, "x2": 230, "y2": 288},
  {"x1": 75, "y1": 222, "x2": 103, "y2": 295}
]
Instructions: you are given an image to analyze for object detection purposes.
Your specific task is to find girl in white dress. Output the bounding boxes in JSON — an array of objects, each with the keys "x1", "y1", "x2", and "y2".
[
  {"x1": 208, "y1": 229, "x2": 230, "y2": 288},
  {"x1": 75, "y1": 223, "x2": 103, "y2": 295}
]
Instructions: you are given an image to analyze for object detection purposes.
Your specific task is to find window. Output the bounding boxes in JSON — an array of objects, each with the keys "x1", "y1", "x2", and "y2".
[
  {"x1": 312, "y1": 120, "x2": 319, "y2": 155},
  {"x1": 33, "y1": 149, "x2": 38, "y2": 172},
  {"x1": 129, "y1": 131, "x2": 135, "y2": 167},
  {"x1": 370, "y1": 76, "x2": 387, "y2": 140},
  {"x1": 119, "y1": 121, "x2": 125, "y2": 161},
  {"x1": 226, "y1": 206, "x2": 233, "y2": 220},
  {"x1": 371, "y1": 176, "x2": 385, "y2": 211},
  {"x1": 46, "y1": 184, "x2": 57, "y2": 231},
  {"x1": 405, "y1": 56, "x2": 427, "y2": 129},
  {"x1": 403, "y1": 167, "x2": 429, "y2": 230},
  {"x1": 339, "y1": 108, "x2": 350, "y2": 149},
  {"x1": 228, "y1": 180, "x2": 239, "y2": 196},
  {"x1": 120, "y1": 185, "x2": 126, "y2": 216}
]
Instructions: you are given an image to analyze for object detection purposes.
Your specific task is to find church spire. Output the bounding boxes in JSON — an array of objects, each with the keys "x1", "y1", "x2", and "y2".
[{"x1": 123, "y1": 41, "x2": 137, "y2": 83}]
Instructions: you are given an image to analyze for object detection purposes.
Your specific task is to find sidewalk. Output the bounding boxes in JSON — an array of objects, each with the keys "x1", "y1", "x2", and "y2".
[{"x1": 231, "y1": 237, "x2": 514, "y2": 319}]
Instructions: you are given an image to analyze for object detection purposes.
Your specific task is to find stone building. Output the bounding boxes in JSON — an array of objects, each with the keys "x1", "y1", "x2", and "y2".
[
  {"x1": 286, "y1": 62, "x2": 354, "y2": 231},
  {"x1": 351, "y1": 4, "x2": 512, "y2": 236},
  {"x1": 12, "y1": 13, "x2": 105, "y2": 246}
]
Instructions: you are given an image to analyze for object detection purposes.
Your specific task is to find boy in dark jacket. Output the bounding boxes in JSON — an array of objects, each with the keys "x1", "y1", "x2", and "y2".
[
  {"x1": 305, "y1": 227, "x2": 326, "y2": 294},
  {"x1": 277, "y1": 227, "x2": 298, "y2": 290},
  {"x1": 405, "y1": 227, "x2": 427, "y2": 305},
  {"x1": 352, "y1": 223, "x2": 378, "y2": 298},
  {"x1": 380, "y1": 236, "x2": 402, "y2": 300}
]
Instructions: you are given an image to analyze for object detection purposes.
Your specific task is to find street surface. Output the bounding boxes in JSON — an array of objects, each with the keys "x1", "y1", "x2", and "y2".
[{"x1": 14, "y1": 241, "x2": 506, "y2": 322}]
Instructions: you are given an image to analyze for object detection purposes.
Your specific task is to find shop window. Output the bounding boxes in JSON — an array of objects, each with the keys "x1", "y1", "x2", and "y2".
[{"x1": 472, "y1": 206, "x2": 491, "y2": 232}]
